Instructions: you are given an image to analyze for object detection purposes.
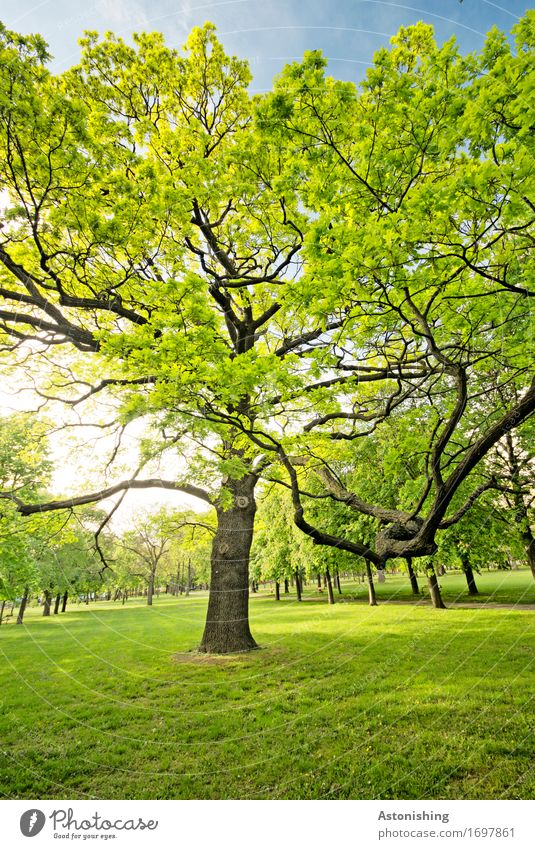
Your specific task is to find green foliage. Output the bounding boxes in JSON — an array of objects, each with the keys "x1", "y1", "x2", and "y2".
[
  {"x1": 0, "y1": 413, "x2": 52, "y2": 496},
  {"x1": 254, "y1": 483, "x2": 367, "y2": 583},
  {"x1": 0, "y1": 414, "x2": 52, "y2": 600}
]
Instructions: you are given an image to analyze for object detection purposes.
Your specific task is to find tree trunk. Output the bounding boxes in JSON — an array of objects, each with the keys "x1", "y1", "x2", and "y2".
[
  {"x1": 17, "y1": 588, "x2": 29, "y2": 624},
  {"x1": 527, "y1": 534, "x2": 535, "y2": 581},
  {"x1": 43, "y1": 590, "x2": 51, "y2": 617},
  {"x1": 427, "y1": 563, "x2": 446, "y2": 609},
  {"x1": 336, "y1": 571, "x2": 342, "y2": 594},
  {"x1": 325, "y1": 569, "x2": 335, "y2": 604},
  {"x1": 406, "y1": 557, "x2": 419, "y2": 595},
  {"x1": 365, "y1": 559, "x2": 377, "y2": 606},
  {"x1": 147, "y1": 569, "x2": 155, "y2": 606},
  {"x1": 275, "y1": 581, "x2": 280, "y2": 601},
  {"x1": 284, "y1": 578, "x2": 289, "y2": 594},
  {"x1": 317, "y1": 573, "x2": 322, "y2": 588},
  {"x1": 53, "y1": 593, "x2": 61, "y2": 615},
  {"x1": 461, "y1": 554, "x2": 479, "y2": 595},
  {"x1": 517, "y1": 523, "x2": 535, "y2": 581},
  {"x1": 199, "y1": 473, "x2": 258, "y2": 654},
  {"x1": 504, "y1": 432, "x2": 535, "y2": 580},
  {"x1": 0, "y1": 599, "x2": 5, "y2": 625},
  {"x1": 295, "y1": 569, "x2": 302, "y2": 602},
  {"x1": 61, "y1": 591, "x2": 68, "y2": 613}
]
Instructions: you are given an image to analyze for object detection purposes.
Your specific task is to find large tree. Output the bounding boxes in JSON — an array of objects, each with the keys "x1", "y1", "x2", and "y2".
[
  {"x1": 0, "y1": 22, "x2": 360, "y2": 652},
  {"x1": 1, "y1": 17, "x2": 533, "y2": 652}
]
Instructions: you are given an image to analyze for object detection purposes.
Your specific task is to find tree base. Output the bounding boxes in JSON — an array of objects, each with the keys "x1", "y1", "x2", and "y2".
[{"x1": 197, "y1": 635, "x2": 259, "y2": 655}]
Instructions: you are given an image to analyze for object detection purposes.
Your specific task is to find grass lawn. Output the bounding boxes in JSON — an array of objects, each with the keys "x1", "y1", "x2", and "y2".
[
  {"x1": 326, "y1": 567, "x2": 535, "y2": 606},
  {"x1": 0, "y1": 569, "x2": 534, "y2": 800}
]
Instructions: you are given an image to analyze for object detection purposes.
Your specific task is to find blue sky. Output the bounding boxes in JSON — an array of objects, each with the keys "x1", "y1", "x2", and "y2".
[{"x1": 0, "y1": 1, "x2": 529, "y2": 90}]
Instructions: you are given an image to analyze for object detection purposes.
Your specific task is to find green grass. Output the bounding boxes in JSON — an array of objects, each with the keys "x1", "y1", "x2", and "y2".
[
  {"x1": 328, "y1": 567, "x2": 535, "y2": 606},
  {"x1": 0, "y1": 569, "x2": 534, "y2": 800}
]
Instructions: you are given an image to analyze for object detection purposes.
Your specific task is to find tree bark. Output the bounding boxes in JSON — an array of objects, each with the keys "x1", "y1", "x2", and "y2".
[
  {"x1": 0, "y1": 599, "x2": 5, "y2": 625},
  {"x1": 43, "y1": 590, "x2": 51, "y2": 616},
  {"x1": 275, "y1": 581, "x2": 280, "y2": 601},
  {"x1": 295, "y1": 569, "x2": 302, "y2": 602},
  {"x1": 17, "y1": 588, "x2": 29, "y2": 624},
  {"x1": 365, "y1": 559, "x2": 377, "y2": 606},
  {"x1": 461, "y1": 554, "x2": 479, "y2": 595},
  {"x1": 199, "y1": 473, "x2": 258, "y2": 653},
  {"x1": 406, "y1": 557, "x2": 420, "y2": 595},
  {"x1": 53, "y1": 593, "x2": 61, "y2": 614},
  {"x1": 284, "y1": 578, "x2": 289, "y2": 594},
  {"x1": 427, "y1": 563, "x2": 446, "y2": 609},
  {"x1": 516, "y1": 512, "x2": 535, "y2": 580},
  {"x1": 147, "y1": 569, "x2": 155, "y2": 606},
  {"x1": 335, "y1": 571, "x2": 342, "y2": 594},
  {"x1": 527, "y1": 534, "x2": 535, "y2": 581},
  {"x1": 61, "y1": 590, "x2": 68, "y2": 612},
  {"x1": 317, "y1": 573, "x2": 322, "y2": 588}
]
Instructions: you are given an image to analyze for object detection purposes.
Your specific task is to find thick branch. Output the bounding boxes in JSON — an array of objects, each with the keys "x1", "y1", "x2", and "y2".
[
  {"x1": 1, "y1": 478, "x2": 213, "y2": 514},
  {"x1": 274, "y1": 318, "x2": 345, "y2": 357},
  {"x1": 438, "y1": 479, "x2": 497, "y2": 529},
  {"x1": 418, "y1": 377, "x2": 535, "y2": 545},
  {"x1": 0, "y1": 307, "x2": 97, "y2": 351},
  {"x1": 278, "y1": 451, "x2": 381, "y2": 565},
  {"x1": 0, "y1": 247, "x2": 99, "y2": 350},
  {"x1": 314, "y1": 466, "x2": 414, "y2": 524}
]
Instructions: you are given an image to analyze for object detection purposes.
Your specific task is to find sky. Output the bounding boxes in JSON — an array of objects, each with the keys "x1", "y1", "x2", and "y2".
[
  {"x1": 0, "y1": 1, "x2": 529, "y2": 94},
  {"x1": 0, "y1": 0, "x2": 530, "y2": 524}
]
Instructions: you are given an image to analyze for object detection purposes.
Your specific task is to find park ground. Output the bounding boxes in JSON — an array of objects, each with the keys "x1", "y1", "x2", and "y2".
[{"x1": 0, "y1": 569, "x2": 534, "y2": 800}]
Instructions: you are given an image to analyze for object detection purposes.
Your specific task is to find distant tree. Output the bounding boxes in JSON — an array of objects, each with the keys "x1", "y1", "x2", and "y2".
[
  {"x1": 116, "y1": 513, "x2": 174, "y2": 606},
  {"x1": 489, "y1": 420, "x2": 534, "y2": 580},
  {"x1": 0, "y1": 414, "x2": 52, "y2": 623}
]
